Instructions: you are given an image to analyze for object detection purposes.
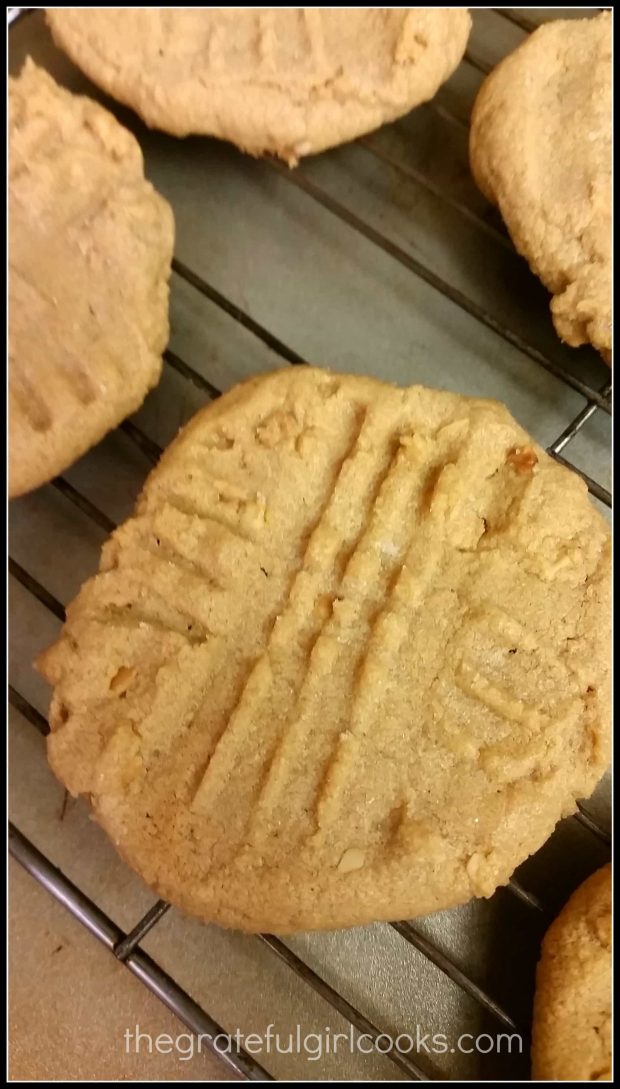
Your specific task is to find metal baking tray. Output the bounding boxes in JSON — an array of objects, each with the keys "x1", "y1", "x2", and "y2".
[{"x1": 8, "y1": 8, "x2": 611, "y2": 1081}]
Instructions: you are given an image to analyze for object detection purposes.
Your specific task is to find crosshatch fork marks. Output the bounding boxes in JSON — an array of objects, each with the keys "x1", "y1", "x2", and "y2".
[
  {"x1": 188, "y1": 402, "x2": 369, "y2": 814},
  {"x1": 245, "y1": 431, "x2": 439, "y2": 852},
  {"x1": 10, "y1": 265, "x2": 98, "y2": 405},
  {"x1": 161, "y1": 491, "x2": 260, "y2": 545},
  {"x1": 8, "y1": 362, "x2": 54, "y2": 432},
  {"x1": 300, "y1": 445, "x2": 474, "y2": 845},
  {"x1": 245, "y1": 433, "x2": 427, "y2": 848}
]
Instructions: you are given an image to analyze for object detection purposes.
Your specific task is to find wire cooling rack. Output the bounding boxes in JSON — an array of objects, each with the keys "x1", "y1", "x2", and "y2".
[{"x1": 9, "y1": 8, "x2": 612, "y2": 1081}]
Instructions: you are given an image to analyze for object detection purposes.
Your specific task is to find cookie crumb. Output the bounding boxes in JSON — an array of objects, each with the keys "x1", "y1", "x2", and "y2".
[{"x1": 507, "y1": 445, "x2": 538, "y2": 474}]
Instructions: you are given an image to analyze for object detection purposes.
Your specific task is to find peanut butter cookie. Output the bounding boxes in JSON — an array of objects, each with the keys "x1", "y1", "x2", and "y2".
[
  {"x1": 38, "y1": 368, "x2": 611, "y2": 932},
  {"x1": 532, "y1": 864, "x2": 612, "y2": 1080},
  {"x1": 47, "y1": 8, "x2": 472, "y2": 165},
  {"x1": 470, "y1": 13, "x2": 611, "y2": 361},
  {"x1": 9, "y1": 60, "x2": 174, "y2": 497}
]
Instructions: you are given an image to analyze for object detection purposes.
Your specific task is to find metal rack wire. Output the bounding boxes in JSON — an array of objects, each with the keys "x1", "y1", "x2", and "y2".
[{"x1": 8, "y1": 8, "x2": 611, "y2": 1081}]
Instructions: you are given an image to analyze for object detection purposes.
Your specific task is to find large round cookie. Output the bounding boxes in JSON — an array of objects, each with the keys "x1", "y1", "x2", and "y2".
[
  {"x1": 9, "y1": 60, "x2": 174, "y2": 498},
  {"x1": 38, "y1": 368, "x2": 611, "y2": 933},
  {"x1": 532, "y1": 864, "x2": 612, "y2": 1080},
  {"x1": 470, "y1": 13, "x2": 611, "y2": 362},
  {"x1": 46, "y1": 8, "x2": 472, "y2": 164}
]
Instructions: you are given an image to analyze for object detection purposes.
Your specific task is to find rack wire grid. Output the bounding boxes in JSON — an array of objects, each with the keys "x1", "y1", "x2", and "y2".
[{"x1": 8, "y1": 7, "x2": 612, "y2": 1082}]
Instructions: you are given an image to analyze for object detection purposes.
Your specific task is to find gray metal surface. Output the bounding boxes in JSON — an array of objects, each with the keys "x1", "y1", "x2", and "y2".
[{"x1": 9, "y1": 8, "x2": 611, "y2": 1081}]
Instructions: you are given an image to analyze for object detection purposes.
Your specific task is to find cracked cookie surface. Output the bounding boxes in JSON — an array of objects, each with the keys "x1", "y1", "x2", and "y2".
[
  {"x1": 38, "y1": 368, "x2": 611, "y2": 932},
  {"x1": 46, "y1": 8, "x2": 471, "y2": 164},
  {"x1": 532, "y1": 864, "x2": 612, "y2": 1080},
  {"x1": 9, "y1": 60, "x2": 174, "y2": 498},
  {"x1": 470, "y1": 12, "x2": 611, "y2": 362}
]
